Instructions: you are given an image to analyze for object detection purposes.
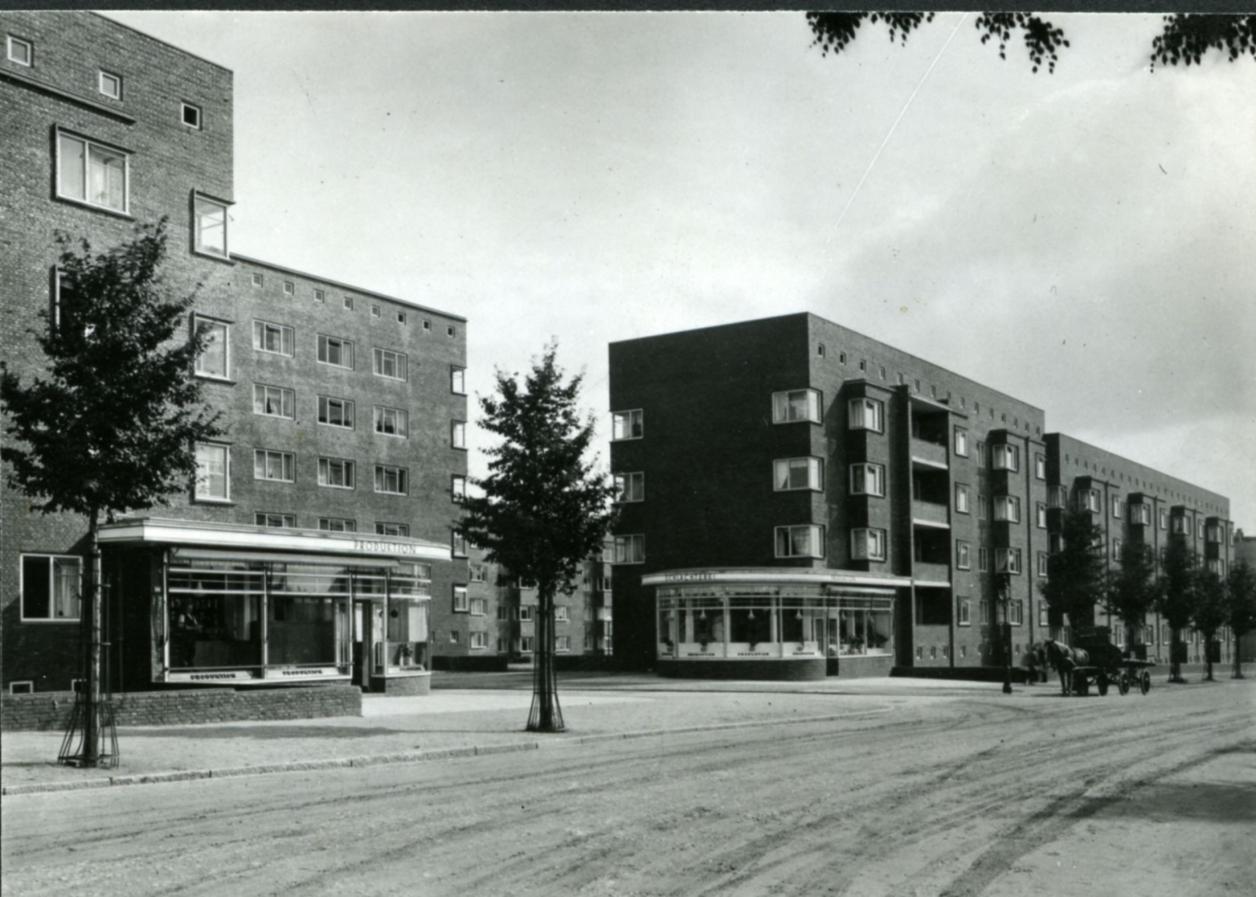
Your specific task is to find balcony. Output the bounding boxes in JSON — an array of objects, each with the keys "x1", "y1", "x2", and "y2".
[
  {"x1": 912, "y1": 560, "x2": 951, "y2": 586},
  {"x1": 910, "y1": 438, "x2": 948, "y2": 469},
  {"x1": 912, "y1": 499, "x2": 949, "y2": 528}
]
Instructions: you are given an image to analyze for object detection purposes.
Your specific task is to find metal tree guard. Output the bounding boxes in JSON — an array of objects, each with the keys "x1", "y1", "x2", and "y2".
[
  {"x1": 58, "y1": 560, "x2": 119, "y2": 768},
  {"x1": 527, "y1": 596, "x2": 565, "y2": 732}
]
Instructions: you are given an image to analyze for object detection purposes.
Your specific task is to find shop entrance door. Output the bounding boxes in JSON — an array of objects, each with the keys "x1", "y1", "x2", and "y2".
[{"x1": 352, "y1": 600, "x2": 383, "y2": 689}]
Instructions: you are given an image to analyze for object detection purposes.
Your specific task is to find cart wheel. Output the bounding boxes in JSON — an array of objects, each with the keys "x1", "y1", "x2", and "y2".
[
  {"x1": 1118, "y1": 673, "x2": 1130, "y2": 696},
  {"x1": 1097, "y1": 674, "x2": 1109, "y2": 696},
  {"x1": 1140, "y1": 671, "x2": 1151, "y2": 695}
]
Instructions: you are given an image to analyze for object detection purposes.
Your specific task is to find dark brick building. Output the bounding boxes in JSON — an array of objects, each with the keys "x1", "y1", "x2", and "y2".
[
  {"x1": 608, "y1": 314, "x2": 1232, "y2": 679},
  {"x1": 2, "y1": 12, "x2": 468, "y2": 697}
]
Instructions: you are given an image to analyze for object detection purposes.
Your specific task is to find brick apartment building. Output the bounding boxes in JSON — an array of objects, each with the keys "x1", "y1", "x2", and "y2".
[
  {"x1": 608, "y1": 314, "x2": 1234, "y2": 679},
  {"x1": 1, "y1": 12, "x2": 470, "y2": 696}
]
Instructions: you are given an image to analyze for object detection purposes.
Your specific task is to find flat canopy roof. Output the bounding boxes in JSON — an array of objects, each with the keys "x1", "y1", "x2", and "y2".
[{"x1": 643, "y1": 567, "x2": 912, "y2": 589}]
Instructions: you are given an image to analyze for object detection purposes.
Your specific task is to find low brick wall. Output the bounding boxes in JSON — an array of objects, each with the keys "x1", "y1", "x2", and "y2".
[
  {"x1": 656, "y1": 658, "x2": 827, "y2": 681},
  {"x1": 1, "y1": 685, "x2": 362, "y2": 731},
  {"x1": 432, "y1": 655, "x2": 509, "y2": 673},
  {"x1": 891, "y1": 666, "x2": 1031, "y2": 683},
  {"x1": 370, "y1": 673, "x2": 431, "y2": 695}
]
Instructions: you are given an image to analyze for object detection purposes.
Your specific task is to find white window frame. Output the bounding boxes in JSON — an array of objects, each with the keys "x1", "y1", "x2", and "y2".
[
  {"x1": 849, "y1": 527, "x2": 886, "y2": 562},
  {"x1": 317, "y1": 395, "x2": 355, "y2": 430},
  {"x1": 997, "y1": 548, "x2": 1023, "y2": 575},
  {"x1": 469, "y1": 597, "x2": 487, "y2": 617},
  {"x1": 1160, "y1": 509, "x2": 1169, "y2": 531},
  {"x1": 615, "y1": 471, "x2": 646, "y2": 503},
  {"x1": 194, "y1": 442, "x2": 231, "y2": 502},
  {"x1": 19, "y1": 554, "x2": 81, "y2": 622},
  {"x1": 453, "y1": 585, "x2": 469, "y2": 612},
  {"x1": 556, "y1": 635, "x2": 571, "y2": 653},
  {"x1": 253, "y1": 320, "x2": 294, "y2": 357},
  {"x1": 253, "y1": 448, "x2": 295, "y2": 483},
  {"x1": 55, "y1": 131, "x2": 130, "y2": 214},
  {"x1": 612, "y1": 409, "x2": 644, "y2": 441},
  {"x1": 374, "y1": 464, "x2": 409, "y2": 496},
  {"x1": 193, "y1": 193, "x2": 228, "y2": 258},
  {"x1": 1036, "y1": 502, "x2": 1048, "y2": 529},
  {"x1": 370, "y1": 303, "x2": 381, "y2": 318},
  {"x1": 1131, "y1": 503, "x2": 1151, "y2": 526},
  {"x1": 193, "y1": 316, "x2": 230, "y2": 380},
  {"x1": 451, "y1": 475, "x2": 467, "y2": 502},
  {"x1": 1112, "y1": 538, "x2": 1122, "y2": 560},
  {"x1": 372, "y1": 347, "x2": 408, "y2": 381},
  {"x1": 993, "y1": 495, "x2": 1021, "y2": 523},
  {"x1": 451, "y1": 366, "x2": 466, "y2": 395},
  {"x1": 1037, "y1": 552, "x2": 1049, "y2": 578},
  {"x1": 847, "y1": 397, "x2": 884, "y2": 433},
  {"x1": 1113, "y1": 498, "x2": 1122, "y2": 519},
  {"x1": 954, "y1": 484, "x2": 970, "y2": 514},
  {"x1": 470, "y1": 631, "x2": 489, "y2": 650},
  {"x1": 956, "y1": 541, "x2": 971, "y2": 570},
  {"x1": 373, "y1": 405, "x2": 408, "y2": 438},
  {"x1": 181, "y1": 101, "x2": 202, "y2": 129},
  {"x1": 7, "y1": 34, "x2": 33, "y2": 66},
  {"x1": 255, "y1": 512, "x2": 295, "y2": 528},
  {"x1": 773, "y1": 457, "x2": 823, "y2": 493},
  {"x1": 774, "y1": 524, "x2": 825, "y2": 560},
  {"x1": 451, "y1": 421, "x2": 467, "y2": 449},
  {"x1": 773, "y1": 389, "x2": 823, "y2": 425},
  {"x1": 992, "y1": 444, "x2": 1019, "y2": 472},
  {"x1": 1084, "y1": 489, "x2": 1101, "y2": 513},
  {"x1": 452, "y1": 530, "x2": 468, "y2": 557},
  {"x1": 1009, "y1": 599, "x2": 1025, "y2": 626},
  {"x1": 555, "y1": 606, "x2": 569, "y2": 622},
  {"x1": 375, "y1": 522, "x2": 410, "y2": 537},
  {"x1": 318, "y1": 517, "x2": 356, "y2": 533},
  {"x1": 252, "y1": 383, "x2": 295, "y2": 420},
  {"x1": 956, "y1": 597, "x2": 971, "y2": 627},
  {"x1": 954, "y1": 427, "x2": 968, "y2": 457},
  {"x1": 98, "y1": 70, "x2": 122, "y2": 99},
  {"x1": 848, "y1": 462, "x2": 884, "y2": 497},
  {"x1": 316, "y1": 334, "x2": 354, "y2": 369},
  {"x1": 1035, "y1": 453, "x2": 1047, "y2": 480},
  {"x1": 614, "y1": 533, "x2": 646, "y2": 565},
  {"x1": 317, "y1": 456, "x2": 355, "y2": 490}
]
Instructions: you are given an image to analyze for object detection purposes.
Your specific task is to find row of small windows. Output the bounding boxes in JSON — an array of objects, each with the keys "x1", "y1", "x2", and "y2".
[
  {"x1": 251, "y1": 385, "x2": 413, "y2": 437},
  {"x1": 193, "y1": 443, "x2": 466, "y2": 501},
  {"x1": 247, "y1": 271, "x2": 457, "y2": 336},
  {"x1": 6, "y1": 38, "x2": 202, "y2": 124},
  {"x1": 612, "y1": 527, "x2": 892, "y2": 565},
  {"x1": 253, "y1": 513, "x2": 413, "y2": 537}
]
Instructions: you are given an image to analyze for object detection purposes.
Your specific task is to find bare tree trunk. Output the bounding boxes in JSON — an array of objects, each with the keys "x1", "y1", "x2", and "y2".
[
  {"x1": 1169, "y1": 628, "x2": 1183, "y2": 682},
  {"x1": 83, "y1": 509, "x2": 101, "y2": 766},
  {"x1": 527, "y1": 584, "x2": 564, "y2": 733},
  {"x1": 1235, "y1": 631, "x2": 1245, "y2": 679}
]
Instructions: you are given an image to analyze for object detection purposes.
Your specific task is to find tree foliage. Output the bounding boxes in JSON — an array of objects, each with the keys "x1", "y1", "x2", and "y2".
[
  {"x1": 807, "y1": 11, "x2": 1256, "y2": 74},
  {"x1": 0, "y1": 218, "x2": 220, "y2": 520},
  {"x1": 1225, "y1": 562, "x2": 1256, "y2": 679},
  {"x1": 1041, "y1": 506, "x2": 1106, "y2": 631},
  {"x1": 1105, "y1": 540, "x2": 1160, "y2": 650},
  {"x1": 1156, "y1": 532, "x2": 1197, "y2": 681},
  {"x1": 1191, "y1": 567, "x2": 1228, "y2": 681}
]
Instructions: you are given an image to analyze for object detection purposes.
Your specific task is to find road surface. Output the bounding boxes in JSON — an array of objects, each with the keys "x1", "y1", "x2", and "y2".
[{"x1": 3, "y1": 681, "x2": 1253, "y2": 897}]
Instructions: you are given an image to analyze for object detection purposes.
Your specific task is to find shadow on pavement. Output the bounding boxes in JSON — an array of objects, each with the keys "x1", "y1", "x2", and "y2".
[
  {"x1": 1076, "y1": 781, "x2": 1256, "y2": 823},
  {"x1": 118, "y1": 725, "x2": 417, "y2": 740}
]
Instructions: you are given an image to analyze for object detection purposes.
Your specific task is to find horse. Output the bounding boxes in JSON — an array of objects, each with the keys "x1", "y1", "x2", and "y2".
[{"x1": 1043, "y1": 639, "x2": 1092, "y2": 695}]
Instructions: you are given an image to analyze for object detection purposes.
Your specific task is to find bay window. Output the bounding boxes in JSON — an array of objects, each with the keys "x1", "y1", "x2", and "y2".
[
  {"x1": 775, "y1": 524, "x2": 825, "y2": 559},
  {"x1": 850, "y1": 528, "x2": 886, "y2": 562},
  {"x1": 848, "y1": 462, "x2": 884, "y2": 497},
  {"x1": 774, "y1": 457, "x2": 823, "y2": 492},
  {"x1": 847, "y1": 396, "x2": 883, "y2": 432},
  {"x1": 773, "y1": 389, "x2": 822, "y2": 424}
]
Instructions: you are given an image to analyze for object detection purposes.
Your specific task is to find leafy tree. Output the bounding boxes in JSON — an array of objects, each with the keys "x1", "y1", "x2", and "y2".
[
  {"x1": 1225, "y1": 562, "x2": 1256, "y2": 680},
  {"x1": 1191, "y1": 567, "x2": 1228, "y2": 682},
  {"x1": 0, "y1": 219, "x2": 220, "y2": 766},
  {"x1": 1156, "y1": 532, "x2": 1197, "y2": 683},
  {"x1": 1040, "y1": 506, "x2": 1106, "y2": 635},
  {"x1": 1105, "y1": 540, "x2": 1160, "y2": 655},
  {"x1": 807, "y1": 12, "x2": 1256, "y2": 74},
  {"x1": 459, "y1": 345, "x2": 617, "y2": 733}
]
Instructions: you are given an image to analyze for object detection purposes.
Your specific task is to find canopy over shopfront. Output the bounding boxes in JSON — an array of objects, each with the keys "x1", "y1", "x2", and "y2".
[
  {"x1": 98, "y1": 518, "x2": 449, "y2": 690},
  {"x1": 643, "y1": 567, "x2": 914, "y2": 680}
]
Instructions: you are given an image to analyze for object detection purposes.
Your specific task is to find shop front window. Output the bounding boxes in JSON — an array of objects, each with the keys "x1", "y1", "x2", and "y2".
[
  {"x1": 167, "y1": 562, "x2": 264, "y2": 670},
  {"x1": 387, "y1": 599, "x2": 429, "y2": 669},
  {"x1": 268, "y1": 564, "x2": 352, "y2": 668},
  {"x1": 837, "y1": 605, "x2": 892, "y2": 656}
]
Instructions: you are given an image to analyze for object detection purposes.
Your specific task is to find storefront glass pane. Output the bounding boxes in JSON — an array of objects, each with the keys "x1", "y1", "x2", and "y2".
[
  {"x1": 270, "y1": 595, "x2": 343, "y2": 665},
  {"x1": 168, "y1": 562, "x2": 264, "y2": 669},
  {"x1": 386, "y1": 599, "x2": 429, "y2": 669}
]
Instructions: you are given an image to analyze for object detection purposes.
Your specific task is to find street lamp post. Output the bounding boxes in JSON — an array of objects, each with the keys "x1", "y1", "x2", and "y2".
[{"x1": 997, "y1": 572, "x2": 1013, "y2": 694}]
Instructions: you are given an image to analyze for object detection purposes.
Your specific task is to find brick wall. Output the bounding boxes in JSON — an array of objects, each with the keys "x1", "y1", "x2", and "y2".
[{"x1": 1, "y1": 685, "x2": 361, "y2": 731}]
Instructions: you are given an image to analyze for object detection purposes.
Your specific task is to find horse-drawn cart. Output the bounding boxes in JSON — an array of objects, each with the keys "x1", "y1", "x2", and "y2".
[{"x1": 1043, "y1": 627, "x2": 1154, "y2": 697}]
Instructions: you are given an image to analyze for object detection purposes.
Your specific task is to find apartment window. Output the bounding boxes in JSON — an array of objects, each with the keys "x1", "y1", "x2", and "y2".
[
  {"x1": 451, "y1": 421, "x2": 467, "y2": 449},
  {"x1": 452, "y1": 529, "x2": 468, "y2": 557},
  {"x1": 612, "y1": 409, "x2": 644, "y2": 440},
  {"x1": 954, "y1": 484, "x2": 970, "y2": 514},
  {"x1": 376, "y1": 522, "x2": 409, "y2": 537},
  {"x1": 194, "y1": 443, "x2": 230, "y2": 501},
  {"x1": 20, "y1": 554, "x2": 81, "y2": 622},
  {"x1": 774, "y1": 457, "x2": 824, "y2": 492},
  {"x1": 519, "y1": 606, "x2": 535, "y2": 622},
  {"x1": 556, "y1": 635, "x2": 572, "y2": 653},
  {"x1": 451, "y1": 475, "x2": 466, "y2": 502},
  {"x1": 397, "y1": 311, "x2": 407, "y2": 325},
  {"x1": 469, "y1": 631, "x2": 489, "y2": 650},
  {"x1": 1160, "y1": 509, "x2": 1169, "y2": 530},
  {"x1": 1083, "y1": 489, "x2": 1101, "y2": 513},
  {"x1": 193, "y1": 194, "x2": 228, "y2": 257},
  {"x1": 1171, "y1": 515, "x2": 1187, "y2": 535},
  {"x1": 615, "y1": 471, "x2": 645, "y2": 502},
  {"x1": 1037, "y1": 551, "x2": 1049, "y2": 577},
  {"x1": 252, "y1": 273, "x2": 264, "y2": 288},
  {"x1": 181, "y1": 102, "x2": 201, "y2": 129},
  {"x1": 979, "y1": 599, "x2": 990, "y2": 625},
  {"x1": 1009, "y1": 599, "x2": 1025, "y2": 626},
  {"x1": 255, "y1": 512, "x2": 295, "y2": 528},
  {"x1": 252, "y1": 383, "x2": 294, "y2": 419},
  {"x1": 992, "y1": 444, "x2": 1019, "y2": 472},
  {"x1": 343, "y1": 296, "x2": 355, "y2": 311},
  {"x1": 318, "y1": 517, "x2": 356, "y2": 533},
  {"x1": 282, "y1": 280, "x2": 295, "y2": 297},
  {"x1": 373, "y1": 405, "x2": 408, "y2": 437},
  {"x1": 194, "y1": 317, "x2": 230, "y2": 379},
  {"x1": 371, "y1": 304, "x2": 381, "y2": 318},
  {"x1": 954, "y1": 427, "x2": 968, "y2": 457},
  {"x1": 313, "y1": 288, "x2": 325, "y2": 303},
  {"x1": 772, "y1": 524, "x2": 823, "y2": 559},
  {"x1": 848, "y1": 462, "x2": 884, "y2": 497},
  {"x1": 450, "y1": 366, "x2": 467, "y2": 395},
  {"x1": 317, "y1": 457, "x2": 354, "y2": 490},
  {"x1": 847, "y1": 397, "x2": 884, "y2": 432},
  {"x1": 1039, "y1": 604, "x2": 1049, "y2": 627},
  {"x1": 1036, "y1": 502, "x2": 1048, "y2": 529},
  {"x1": 373, "y1": 347, "x2": 407, "y2": 381},
  {"x1": 556, "y1": 606, "x2": 569, "y2": 622},
  {"x1": 98, "y1": 70, "x2": 122, "y2": 100},
  {"x1": 471, "y1": 564, "x2": 489, "y2": 584},
  {"x1": 773, "y1": 389, "x2": 822, "y2": 424},
  {"x1": 614, "y1": 533, "x2": 645, "y2": 564},
  {"x1": 56, "y1": 131, "x2": 128, "y2": 213},
  {"x1": 1131, "y1": 503, "x2": 1151, "y2": 525},
  {"x1": 7, "y1": 35, "x2": 33, "y2": 66},
  {"x1": 1035, "y1": 453, "x2": 1046, "y2": 480},
  {"x1": 253, "y1": 449, "x2": 295, "y2": 483},
  {"x1": 448, "y1": 325, "x2": 457, "y2": 337},
  {"x1": 374, "y1": 464, "x2": 409, "y2": 495},
  {"x1": 997, "y1": 548, "x2": 1023, "y2": 575},
  {"x1": 317, "y1": 334, "x2": 354, "y2": 369},
  {"x1": 1112, "y1": 538, "x2": 1122, "y2": 560},
  {"x1": 253, "y1": 320, "x2": 295, "y2": 356},
  {"x1": 448, "y1": 630, "x2": 460, "y2": 645},
  {"x1": 978, "y1": 546, "x2": 989, "y2": 572},
  {"x1": 957, "y1": 597, "x2": 971, "y2": 627},
  {"x1": 1049, "y1": 484, "x2": 1068, "y2": 509},
  {"x1": 469, "y1": 598, "x2": 488, "y2": 617},
  {"x1": 849, "y1": 527, "x2": 886, "y2": 562},
  {"x1": 1113, "y1": 498, "x2": 1122, "y2": 519},
  {"x1": 317, "y1": 396, "x2": 355, "y2": 429},
  {"x1": 453, "y1": 585, "x2": 469, "y2": 612},
  {"x1": 1198, "y1": 519, "x2": 1205, "y2": 539},
  {"x1": 519, "y1": 636, "x2": 534, "y2": 652},
  {"x1": 956, "y1": 541, "x2": 971, "y2": 570},
  {"x1": 1206, "y1": 524, "x2": 1220, "y2": 543},
  {"x1": 993, "y1": 495, "x2": 1021, "y2": 523}
]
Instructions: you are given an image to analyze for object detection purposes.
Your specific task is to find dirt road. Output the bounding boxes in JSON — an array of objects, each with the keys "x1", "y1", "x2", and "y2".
[{"x1": 3, "y1": 682, "x2": 1252, "y2": 897}]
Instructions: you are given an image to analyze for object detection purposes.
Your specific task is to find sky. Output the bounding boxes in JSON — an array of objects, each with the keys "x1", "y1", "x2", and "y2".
[{"x1": 108, "y1": 11, "x2": 1256, "y2": 528}]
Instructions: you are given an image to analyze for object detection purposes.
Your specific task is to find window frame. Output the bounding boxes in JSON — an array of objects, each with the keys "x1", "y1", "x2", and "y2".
[
  {"x1": 773, "y1": 457, "x2": 824, "y2": 493},
  {"x1": 193, "y1": 442, "x2": 231, "y2": 503},
  {"x1": 954, "y1": 427, "x2": 968, "y2": 457},
  {"x1": 316, "y1": 334, "x2": 354, "y2": 370},
  {"x1": 848, "y1": 462, "x2": 884, "y2": 497},
  {"x1": 453, "y1": 585, "x2": 469, "y2": 613},
  {"x1": 373, "y1": 464, "x2": 409, "y2": 496},
  {"x1": 954, "y1": 483, "x2": 970, "y2": 514},
  {"x1": 956, "y1": 540, "x2": 971, "y2": 570},
  {"x1": 956, "y1": 596, "x2": 971, "y2": 627},
  {"x1": 372, "y1": 347, "x2": 408, "y2": 381},
  {"x1": 613, "y1": 533, "x2": 646, "y2": 565},
  {"x1": 612, "y1": 409, "x2": 644, "y2": 441},
  {"x1": 252, "y1": 448, "x2": 295, "y2": 483},
  {"x1": 7, "y1": 34, "x2": 33, "y2": 66},
  {"x1": 181, "y1": 101, "x2": 202, "y2": 129},
  {"x1": 451, "y1": 421, "x2": 467, "y2": 450},
  {"x1": 774, "y1": 524, "x2": 826, "y2": 560},
  {"x1": 993, "y1": 494, "x2": 1021, "y2": 523},
  {"x1": 451, "y1": 529, "x2": 468, "y2": 557},
  {"x1": 193, "y1": 315, "x2": 231, "y2": 380},
  {"x1": 318, "y1": 517, "x2": 356, "y2": 533},
  {"x1": 451, "y1": 366, "x2": 466, "y2": 395},
  {"x1": 847, "y1": 396, "x2": 884, "y2": 433},
  {"x1": 772, "y1": 389, "x2": 823, "y2": 425},
  {"x1": 849, "y1": 527, "x2": 886, "y2": 562},
  {"x1": 1034, "y1": 453, "x2": 1046, "y2": 480},
  {"x1": 1036, "y1": 502, "x2": 1048, "y2": 529},
  {"x1": 252, "y1": 383, "x2": 295, "y2": 420},
  {"x1": 375, "y1": 522, "x2": 410, "y2": 537},
  {"x1": 373, "y1": 404, "x2": 409, "y2": 438},
  {"x1": 316, "y1": 456, "x2": 355, "y2": 490},
  {"x1": 317, "y1": 395, "x2": 355, "y2": 430},
  {"x1": 614, "y1": 471, "x2": 646, "y2": 503},
  {"x1": 1037, "y1": 551, "x2": 1049, "y2": 578},
  {"x1": 192, "y1": 192, "x2": 229, "y2": 258},
  {"x1": 451, "y1": 475, "x2": 467, "y2": 502},
  {"x1": 991, "y1": 444, "x2": 1019, "y2": 472},
  {"x1": 253, "y1": 319, "x2": 295, "y2": 357},
  {"x1": 997, "y1": 547, "x2": 1023, "y2": 575},
  {"x1": 98, "y1": 69, "x2": 122, "y2": 100},
  {"x1": 55, "y1": 130, "x2": 130, "y2": 215},
  {"x1": 255, "y1": 512, "x2": 295, "y2": 528},
  {"x1": 19, "y1": 553, "x2": 82, "y2": 623}
]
